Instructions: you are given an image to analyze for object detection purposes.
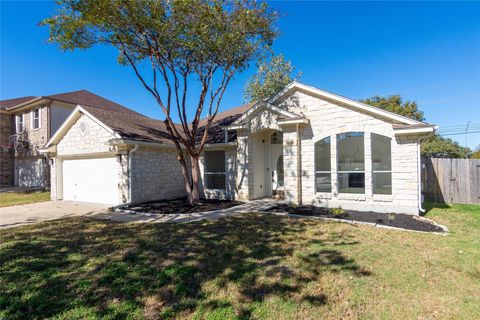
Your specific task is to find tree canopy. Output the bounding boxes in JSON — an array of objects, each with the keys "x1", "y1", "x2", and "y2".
[
  {"x1": 42, "y1": 0, "x2": 277, "y2": 204},
  {"x1": 244, "y1": 54, "x2": 301, "y2": 102},
  {"x1": 360, "y1": 95, "x2": 424, "y2": 122},
  {"x1": 421, "y1": 135, "x2": 471, "y2": 158}
]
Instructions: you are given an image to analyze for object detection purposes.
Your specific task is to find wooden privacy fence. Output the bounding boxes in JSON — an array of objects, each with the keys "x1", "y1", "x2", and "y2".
[{"x1": 422, "y1": 158, "x2": 480, "y2": 205}]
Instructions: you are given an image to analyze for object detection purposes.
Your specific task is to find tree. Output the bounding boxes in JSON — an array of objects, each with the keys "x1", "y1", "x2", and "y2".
[
  {"x1": 421, "y1": 135, "x2": 471, "y2": 158},
  {"x1": 360, "y1": 94, "x2": 473, "y2": 158},
  {"x1": 360, "y1": 95, "x2": 424, "y2": 121},
  {"x1": 244, "y1": 54, "x2": 300, "y2": 102},
  {"x1": 470, "y1": 145, "x2": 480, "y2": 159},
  {"x1": 42, "y1": 0, "x2": 277, "y2": 205}
]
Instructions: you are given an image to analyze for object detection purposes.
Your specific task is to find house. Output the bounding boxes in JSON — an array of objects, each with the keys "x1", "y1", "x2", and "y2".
[
  {"x1": 41, "y1": 82, "x2": 436, "y2": 214},
  {"x1": 0, "y1": 90, "x2": 142, "y2": 188}
]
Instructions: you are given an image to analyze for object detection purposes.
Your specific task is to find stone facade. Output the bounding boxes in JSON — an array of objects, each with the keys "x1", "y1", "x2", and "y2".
[
  {"x1": 130, "y1": 147, "x2": 187, "y2": 203},
  {"x1": 57, "y1": 114, "x2": 116, "y2": 156},
  {"x1": 47, "y1": 88, "x2": 423, "y2": 214},
  {"x1": 274, "y1": 90, "x2": 421, "y2": 214}
]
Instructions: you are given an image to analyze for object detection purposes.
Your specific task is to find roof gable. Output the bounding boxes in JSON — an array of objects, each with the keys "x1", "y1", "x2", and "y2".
[
  {"x1": 229, "y1": 101, "x2": 302, "y2": 127},
  {"x1": 268, "y1": 81, "x2": 426, "y2": 126}
]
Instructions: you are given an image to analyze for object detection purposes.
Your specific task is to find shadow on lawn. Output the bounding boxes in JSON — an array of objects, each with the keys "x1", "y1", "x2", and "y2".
[{"x1": 0, "y1": 213, "x2": 370, "y2": 319}]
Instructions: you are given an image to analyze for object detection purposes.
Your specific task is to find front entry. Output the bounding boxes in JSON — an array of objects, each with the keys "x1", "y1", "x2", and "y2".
[{"x1": 251, "y1": 130, "x2": 284, "y2": 199}]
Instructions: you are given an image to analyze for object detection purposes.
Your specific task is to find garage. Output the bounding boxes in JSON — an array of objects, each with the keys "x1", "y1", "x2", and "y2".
[{"x1": 62, "y1": 157, "x2": 119, "y2": 205}]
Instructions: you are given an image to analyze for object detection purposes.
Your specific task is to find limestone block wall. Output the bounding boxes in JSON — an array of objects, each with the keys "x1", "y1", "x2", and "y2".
[
  {"x1": 57, "y1": 114, "x2": 116, "y2": 156},
  {"x1": 275, "y1": 90, "x2": 421, "y2": 214},
  {"x1": 130, "y1": 147, "x2": 187, "y2": 203}
]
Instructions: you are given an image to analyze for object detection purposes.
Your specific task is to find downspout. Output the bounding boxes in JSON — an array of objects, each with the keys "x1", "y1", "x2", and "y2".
[
  {"x1": 128, "y1": 144, "x2": 139, "y2": 203},
  {"x1": 417, "y1": 131, "x2": 435, "y2": 213},
  {"x1": 296, "y1": 124, "x2": 302, "y2": 205}
]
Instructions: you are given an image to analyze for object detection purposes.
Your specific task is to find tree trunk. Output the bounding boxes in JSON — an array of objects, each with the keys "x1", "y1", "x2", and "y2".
[{"x1": 189, "y1": 155, "x2": 201, "y2": 206}]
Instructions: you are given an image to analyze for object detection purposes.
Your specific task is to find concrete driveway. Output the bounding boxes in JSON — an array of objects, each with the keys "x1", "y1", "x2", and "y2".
[{"x1": 0, "y1": 201, "x2": 110, "y2": 229}]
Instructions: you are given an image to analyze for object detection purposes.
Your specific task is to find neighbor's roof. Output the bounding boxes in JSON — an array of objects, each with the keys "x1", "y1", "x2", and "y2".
[
  {"x1": 0, "y1": 96, "x2": 36, "y2": 109},
  {"x1": 0, "y1": 89, "x2": 143, "y2": 118}
]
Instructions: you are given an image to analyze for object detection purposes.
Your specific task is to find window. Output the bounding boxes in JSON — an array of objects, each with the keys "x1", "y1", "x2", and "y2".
[
  {"x1": 32, "y1": 108, "x2": 41, "y2": 129},
  {"x1": 337, "y1": 132, "x2": 365, "y2": 193},
  {"x1": 16, "y1": 114, "x2": 24, "y2": 133},
  {"x1": 315, "y1": 137, "x2": 331, "y2": 192},
  {"x1": 372, "y1": 133, "x2": 392, "y2": 194},
  {"x1": 204, "y1": 150, "x2": 226, "y2": 189}
]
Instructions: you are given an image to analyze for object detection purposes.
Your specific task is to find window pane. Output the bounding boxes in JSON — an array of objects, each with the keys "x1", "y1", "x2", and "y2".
[
  {"x1": 205, "y1": 150, "x2": 225, "y2": 173},
  {"x1": 338, "y1": 173, "x2": 365, "y2": 194},
  {"x1": 315, "y1": 137, "x2": 330, "y2": 171},
  {"x1": 372, "y1": 134, "x2": 391, "y2": 171},
  {"x1": 373, "y1": 172, "x2": 392, "y2": 195},
  {"x1": 337, "y1": 132, "x2": 364, "y2": 171},
  {"x1": 315, "y1": 172, "x2": 331, "y2": 192},
  {"x1": 205, "y1": 174, "x2": 226, "y2": 189}
]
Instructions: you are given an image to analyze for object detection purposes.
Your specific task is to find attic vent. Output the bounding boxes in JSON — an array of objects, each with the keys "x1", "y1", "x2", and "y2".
[{"x1": 79, "y1": 121, "x2": 88, "y2": 135}]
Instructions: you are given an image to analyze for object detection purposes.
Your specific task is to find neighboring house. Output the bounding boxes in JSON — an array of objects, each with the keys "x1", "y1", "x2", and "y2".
[
  {"x1": 41, "y1": 82, "x2": 436, "y2": 214},
  {"x1": 0, "y1": 90, "x2": 142, "y2": 188}
]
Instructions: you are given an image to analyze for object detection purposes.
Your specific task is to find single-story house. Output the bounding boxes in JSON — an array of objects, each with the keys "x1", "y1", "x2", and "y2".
[{"x1": 41, "y1": 82, "x2": 436, "y2": 215}]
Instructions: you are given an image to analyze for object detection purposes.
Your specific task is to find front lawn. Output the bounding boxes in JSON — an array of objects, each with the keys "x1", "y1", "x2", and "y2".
[
  {"x1": 0, "y1": 203, "x2": 479, "y2": 319},
  {"x1": 0, "y1": 191, "x2": 50, "y2": 207}
]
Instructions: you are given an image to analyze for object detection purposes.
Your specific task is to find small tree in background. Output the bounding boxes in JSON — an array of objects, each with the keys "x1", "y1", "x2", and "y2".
[
  {"x1": 471, "y1": 145, "x2": 480, "y2": 159},
  {"x1": 42, "y1": 0, "x2": 277, "y2": 205},
  {"x1": 244, "y1": 54, "x2": 301, "y2": 102},
  {"x1": 422, "y1": 135, "x2": 471, "y2": 158},
  {"x1": 360, "y1": 95, "x2": 424, "y2": 122},
  {"x1": 360, "y1": 95, "x2": 473, "y2": 158}
]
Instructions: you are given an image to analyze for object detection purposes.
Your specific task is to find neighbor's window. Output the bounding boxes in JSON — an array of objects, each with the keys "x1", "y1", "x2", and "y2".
[
  {"x1": 204, "y1": 150, "x2": 226, "y2": 189},
  {"x1": 315, "y1": 137, "x2": 331, "y2": 192},
  {"x1": 337, "y1": 132, "x2": 365, "y2": 194},
  {"x1": 32, "y1": 108, "x2": 41, "y2": 130},
  {"x1": 16, "y1": 114, "x2": 24, "y2": 133},
  {"x1": 372, "y1": 133, "x2": 392, "y2": 195}
]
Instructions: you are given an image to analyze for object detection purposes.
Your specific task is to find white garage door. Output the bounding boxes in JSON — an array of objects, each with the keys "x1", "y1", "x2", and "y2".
[{"x1": 62, "y1": 157, "x2": 119, "y2": 205}]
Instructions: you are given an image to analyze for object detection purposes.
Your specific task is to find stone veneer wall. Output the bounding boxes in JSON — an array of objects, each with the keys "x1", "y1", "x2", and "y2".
[
  {"x1": 275, "y1": 90, "x2": 421, "y2": 214},
  {"x1": 0, "y1": 112, "x2": 14, "y2": 186},
  {"x1": 130, "y1": 147, "x2": 187, "y2": 203}
]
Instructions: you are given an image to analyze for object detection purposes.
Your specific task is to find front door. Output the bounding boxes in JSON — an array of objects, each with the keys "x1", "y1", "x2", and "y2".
[{"x1": 269, "y1": 132, "x2": 284, "y2": 197}]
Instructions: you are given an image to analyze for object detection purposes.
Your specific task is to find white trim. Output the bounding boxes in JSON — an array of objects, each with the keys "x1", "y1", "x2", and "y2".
[
  {"x1": 45, "y1": 105, "x2": 121, "y2": 147},
  {"x1": 393, "y1": 126, "x2": 437, "y2": 135},
  {"x1": 277, "y1": 118, "x2": 309, "y2": 125},
  {"x1": 31, "y1": 108, "x2": 41, "y2": 130},
  {"x1": 6, "y1": 97, "x2": 44, "y2": 111},
  {"x1": 229, "y1": 101, "x2": 301, "y2": 127},
  {"x1": 15, "y1": 113, "x2": 25, "y2": 133},
  {"x1": 268, "y1": 81, "x2": 425, "y2": 126}
]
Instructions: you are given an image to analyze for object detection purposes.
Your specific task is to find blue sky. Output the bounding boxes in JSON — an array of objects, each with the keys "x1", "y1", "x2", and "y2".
[{"x1": 1, "y1": 1, "x2": 479, "y2": 148}]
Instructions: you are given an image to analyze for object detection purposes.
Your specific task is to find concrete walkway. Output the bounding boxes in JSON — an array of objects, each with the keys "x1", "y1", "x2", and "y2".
[
  {"x1": 0, "y1": 201, "x2": 109, "y2": 229},
  {"x1": 94, "y1": 198, "x2": 281, "y2": 224}
]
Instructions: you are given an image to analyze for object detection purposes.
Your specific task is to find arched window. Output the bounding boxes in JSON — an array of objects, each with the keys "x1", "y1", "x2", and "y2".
[
  {"x1": 315, "y1": 137, "x2": 331, "y2": 192},
  {"x1": 337, "y1": 132, "x2": 365, "y2": 194},
  {"x1": 372, "y1": 134, "x2": 392, "y2": 194}
]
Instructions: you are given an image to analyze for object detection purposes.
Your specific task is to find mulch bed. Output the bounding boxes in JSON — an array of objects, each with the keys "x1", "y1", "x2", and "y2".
[
  {"x1": 126, "y1": 197, "x2": 243, "y2": 215},
  {"x1": 262, "y1": 204, "x2": 446, "y2": 233}
]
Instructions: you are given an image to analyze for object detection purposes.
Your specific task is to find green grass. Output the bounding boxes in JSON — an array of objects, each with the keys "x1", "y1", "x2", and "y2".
[
  {"x1": 0, "y1": 203, "x2": 479, "y2": 319},
  {"x1": 0, "y1": 191, "x2": 51, "y2": 207}
]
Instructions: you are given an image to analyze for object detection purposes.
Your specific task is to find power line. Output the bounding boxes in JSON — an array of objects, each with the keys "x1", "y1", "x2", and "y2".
[{"x1": 440, "y1": 130, "x2": 480, "y2": 136}]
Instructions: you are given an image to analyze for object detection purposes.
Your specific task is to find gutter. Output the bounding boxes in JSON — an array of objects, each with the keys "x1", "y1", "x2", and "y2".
[{"x1": 128, "y1": 144, "x2": 139, "y2": 203}]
